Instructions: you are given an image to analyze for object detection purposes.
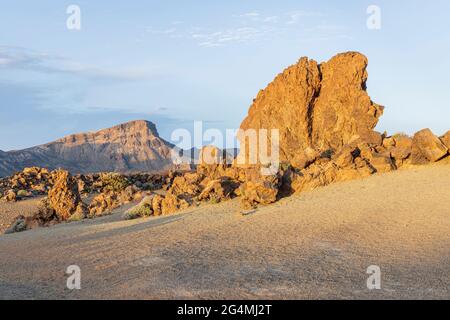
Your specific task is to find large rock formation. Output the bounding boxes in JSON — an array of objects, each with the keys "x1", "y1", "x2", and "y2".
[
  {"x1": 238, "y1": 52, "x2": 383, "y2": 168},
  {"x1": 0, "y1": 120, "x2": 175, "y2": 177},
  {"x1": 47, "y1": 169, "x2": 87, "y2": 221}
]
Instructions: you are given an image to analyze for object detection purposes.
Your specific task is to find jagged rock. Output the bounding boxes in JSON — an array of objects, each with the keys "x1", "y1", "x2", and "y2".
[
  {"x1": 411, "y1": 129, "x2": 448, "y2": 164},
  {"x1": 197, "y1": 177, "x2": 239, "y2": 202},
  {"x1": 47, "y1": 170, "x2": 86, "y2": 221},
  {"x1": 161, "y1": 191, "x2": 191, "y2": 215},
  {"x1": 88, "y1": 184, "x2": 143, "y2": 217},
  {"x1": 238, "y1": 51, "x2": 383, "y2": 169},
  {"x1": 389, "y1": 134, "x2": 412, "y2": 166},
  {"x1": 88, "y1": 192, "x2": 118, "y2": 217},
  {"x1": 311, "y1": 52, "x2": 384, "y2": 151},
  {"x1": 170, "y1": 172, "x2": 205, "y2": 197},
  {"x1": 367, "y1": 153, "x2": 395, "y2": 173},
  {"x1": 238, "y1": 174, "x2": 280, "y2": 209},
  {"x1": 440, "y1": 131, "x2": 450, "y2": 150},
  {"x1": 152, "y1": 194, "x2": 164, "y2": 216},
  {"x1": 290, "y1": 157, "x2": 375, "y2": 194}
]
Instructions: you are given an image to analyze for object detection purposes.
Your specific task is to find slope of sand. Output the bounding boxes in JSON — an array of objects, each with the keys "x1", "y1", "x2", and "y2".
[{"x1": 0, "y1": 164, "x2": 449, "y2": 299}]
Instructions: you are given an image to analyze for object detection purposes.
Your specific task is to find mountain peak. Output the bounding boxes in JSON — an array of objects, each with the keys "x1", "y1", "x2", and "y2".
[{"x1": 114, "y1": 120, "x2": 159, "y2": 136}]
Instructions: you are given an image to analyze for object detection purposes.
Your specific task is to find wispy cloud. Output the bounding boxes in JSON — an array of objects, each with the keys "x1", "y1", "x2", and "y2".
[
  {"x1": 193, "y1": 27, "x2": 273, "y2": 47},
  {"x1": 285, "y1": 10, "x2": 324, "y2": 25},
  {"x1": 141, "y1": 9, "x2": 350, "y2": 48},
  {"x1": 0, "y1": 46, "x2": 149, "y2": 82}
]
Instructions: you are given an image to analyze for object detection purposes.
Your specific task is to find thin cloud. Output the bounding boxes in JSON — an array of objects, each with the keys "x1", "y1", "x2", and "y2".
[{"x1": 0, "y1": 46, "x2": 149, "y2": 82}]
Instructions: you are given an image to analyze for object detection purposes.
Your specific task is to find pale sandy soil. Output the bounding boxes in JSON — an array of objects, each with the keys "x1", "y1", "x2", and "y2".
[
  {"x1": 0, "y1": 197, "x2": 43, "y2": 234},
  {"x1": 0, "y1": 164, "x2": 449, "y2": 300}
]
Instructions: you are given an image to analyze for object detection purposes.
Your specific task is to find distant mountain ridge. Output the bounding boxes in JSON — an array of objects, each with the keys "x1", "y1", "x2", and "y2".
[{"x1": 0, "y1": 120, "x2": 176, "y2": 177}]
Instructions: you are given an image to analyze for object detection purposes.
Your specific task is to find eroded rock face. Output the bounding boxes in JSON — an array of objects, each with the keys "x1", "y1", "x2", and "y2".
[
  {"x1": 311, "y1": 52, "x2": 383, "y2": 151},
  {"x1": 47, "y1": 170, "x2": 86, "y2": 221},
  {"x1": 411, "y1": 129, "x2": 448, "y2": 164},
  {"x1": 238, "y1": 52, "x2": 383, "y2": 169}
]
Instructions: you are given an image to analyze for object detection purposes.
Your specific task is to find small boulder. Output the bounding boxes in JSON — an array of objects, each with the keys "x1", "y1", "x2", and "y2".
[
  {"x1": 239, "y1": 174, "x2": 280, "y2": 209},
  {"x1": 4, "y1": 190, "x2": 17, "y2": 202},
  {"x1": 161, "y1": 191, "x2": 191, "y2": 215},
  {"x1": 4, "y1": 216, "x2": 28, "y2": 234}
]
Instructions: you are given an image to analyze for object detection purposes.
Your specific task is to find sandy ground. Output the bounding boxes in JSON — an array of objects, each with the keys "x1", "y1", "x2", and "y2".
[
  {"x1": 0, "y1": 164, "x2": 449, "y2": 300},
  {"x1": 0, "y1": 197, "x2": 43, "y2": 234}
]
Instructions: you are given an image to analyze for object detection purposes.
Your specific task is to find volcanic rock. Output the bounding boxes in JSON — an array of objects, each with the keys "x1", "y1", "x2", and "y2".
[
  {"x1": 47, "y1": 170, "x2": 86, "y2": 221},
  {"x1": 238, "y1": 52, "x2": 383, "y2": 169},
  {"x1": 411, "y1": 129, "x2": 448, "y2": 164},
  {"x1": 441, "y1": 131, "x2": 450, "y2": 150}
]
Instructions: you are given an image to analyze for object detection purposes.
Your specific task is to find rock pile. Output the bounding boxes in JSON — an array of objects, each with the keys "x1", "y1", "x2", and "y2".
[{"x1": 0, "y1": 167, "x2": 51, "y2": 202}]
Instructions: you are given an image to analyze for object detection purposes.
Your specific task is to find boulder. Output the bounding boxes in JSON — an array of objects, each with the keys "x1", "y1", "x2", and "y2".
[
  {"x1": 238, "y1": 174, "x2": 280, "y2": 209},
  {"x1": 4, "y1": 216, "x2": 28, "y2": 234},
  {"x1": 411, "y1": 129, "x2": 448, "y2": 164},
  {"x1": 440, "y1": 131, "x2": 450, "y2": 150},
  {"x1": 389, "y1": 134, "x2": 412, "y2": 166},
  {"x1": 169, "y1": 172, "x2": 205, "y2": 197},
  {"x1": 161, "y1": 191, "x2": 191, "y2": 215}
]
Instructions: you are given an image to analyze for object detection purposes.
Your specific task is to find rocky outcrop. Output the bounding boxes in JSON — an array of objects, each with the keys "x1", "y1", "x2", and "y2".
[
  {"x1": 47, "y1": 170, "x2": 87, "y2": 221},
  {"x1": 0, "y1": 120, "x2": 175, "y2": 177},
  {"x1": 238, "y1": 52, "x2": 383, "y2": 169}
]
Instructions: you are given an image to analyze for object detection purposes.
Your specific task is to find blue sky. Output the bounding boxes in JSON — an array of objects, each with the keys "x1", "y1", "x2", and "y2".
[{"x1": 0, "y1": 0, "x2": 449, "y2": 150}]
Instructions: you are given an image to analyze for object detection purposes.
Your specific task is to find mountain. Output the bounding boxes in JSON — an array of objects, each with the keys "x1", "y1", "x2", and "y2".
[{"x1": 0, "y1": 120, "x2": 176, "y2": 177}]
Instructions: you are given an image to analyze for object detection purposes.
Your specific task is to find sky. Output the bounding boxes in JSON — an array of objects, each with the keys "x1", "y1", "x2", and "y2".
[{"x1": 0, "y1": 0, "x2": 449, "y2": 150}]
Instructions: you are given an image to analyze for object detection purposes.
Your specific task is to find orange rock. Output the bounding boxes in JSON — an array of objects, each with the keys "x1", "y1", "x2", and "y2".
[
  {"x1": 411, "y1": 129, "x2": 448, "y2": 164},
  {"x1": 238, "y1": 52, "x2": 383, "y2": 169}
]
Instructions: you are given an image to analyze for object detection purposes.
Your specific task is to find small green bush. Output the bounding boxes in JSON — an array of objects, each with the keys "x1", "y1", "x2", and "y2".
[
  {"x1": 123, "y1": 196, "x2": 154, "y2": 220},
  {"x1": 17, "y1": 190, "x2": 28, "y2": 198},
  {"x1": 100, "y1": 173, "x2": 130, "y2": 192}
]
